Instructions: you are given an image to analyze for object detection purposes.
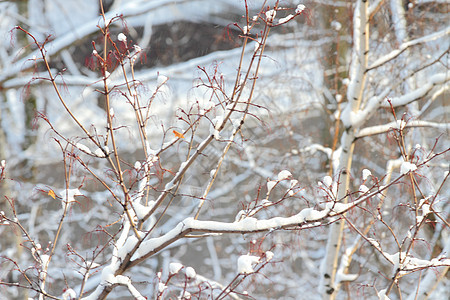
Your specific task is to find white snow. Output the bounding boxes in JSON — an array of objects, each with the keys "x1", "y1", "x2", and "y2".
[
  {"x1": 133, "y1": 45, "x2": 142, "y2": 53},
  {"x1": 76, "y1": 143, "x2": 92, "y2": 154},
  {"x1": 94, "y1": 146, "x2": 109, "y2": 158},
  {"x1": 146, "y1": 154, "x2": 158, "y2": 168},
  {"x1": 254, "y1": 41, "x2": 260, "y2": 52},
  {"x1": 80, "y1": 261, "x2": 100, "y2": 276},
  {"x1": 213, "y1": 129, "x2": 221, "y2": 140},
  {"x1": 331, "y1": 20, "x2": 342, "y2": 31},
  {"x1": 267, "y1": 180, "x2": 277, "y2": 194},
  {"x1": 303, "y1": 208, "x2": 327, "y2": 221},
  {"x1": 421, "y1": 204, "x2": 430, "y2": 216},
  {"x1": 237, "y1": 254, "x2": 260, "y2": 274},
  {"x1": 384, "y1": 73, "x2": 448, "y2": 108},
  {"x1": 115, "y1": 275, "x2": 130, "y2": 285},
  {"x1": 62, "y1": 288, "x2": 76, "y2": 300},
  {"x1": 336, "y1": 271, "x2": 358, "y2": 283},
  {"x1": 386, "y1": 251, "x2": 450, "y2": 272},
  {"x1": 265, "y1": 9, "x2": 276, "y2": 22},
  {"x1": 321, "y1": 174, "x2": 338, "y2": 196},
  {"x1": 323, "y1": 175, "x2": 333, "y2": 187},
  {"x1": 164, "y1": 181, "x2": 176, "y2": 191},
  {"x1": 133, "y1": 201, "x2": 155, "y2": 220},
  {"x1": 400, "y1": 161, "x2": 417, "y2": 174},
  {"x1": 362, "y1": 169, "x2": 371, "y2": 180},
  {"x1": 157, "y1": 74, "x2": 168, "y2": 85},
  {"x1": 132, "y1": 205, "x2": 362, "y2": 263},
  {"x1": 212, "y1": 116, "x2": 224, "y2": 139},
  {"x1": 295, "y1": 4, "x2": 306, "y2": 14},
  {"x1": 397, "y1": 119, "x2": 406, "y2": 129},
  {"x1": 100, "y1": 265, "x2": 116, "y2": 284},
  {"x1": 117, "y1": 33, "x2": 127, "y2": 42},
  {"x1": 378, "y1": 289, "x2": 391, "y2": 300},
  {"x1": 40, "y1": 254, "x2": 50, "y2": 267},
  {"x1": 185, "y1": 266, "x2": 196, "y2": 278},
  {"x1": 169, "y1": 262, "x2": 183, "y2": 274},
  {"x1": 118, "y1": 235, "x2": 139, "y2": 260},
  {"x1": 104, "y1": 71, "x2": 111, "y2": 85},
  {"x1": 367, "y1": 238, "x2": 381, "y2": 251},
  {"x1": 336, "y1": 247, "x2": 358, "y2": 283},
  {"x1": 290, "y1": 179, "x2": 298, "y2": 188},
  {"x1": 370, "y1": 28, "x2": 450, "y2": 70},
  {"x1": 416, "y1": 215, "x2": 424, "y2": 224},
  {"x1": 265, "y1": 251, "x2": 274, "y2": 262},
  {"x1": 325, "y1": 202, "x2": 352, "y2": 214},
  {"x1": 261, "y1": 199, "x2": 272, "y2": 207},
  {"x1": 359, "y1": 185, "x2": 369, "y2": 193},
  {"x1": 59, "y1": 189, "x2": 82, "y2": 209},
  {"x1": 158, "y1": 282, "x2": 167, "y2": 293},
  {"x1": 277, "y1": 170, "x2": 292, "y2": 181},
  {"x1": 278, "y1": 14, "x2": 294, "y2": 24}
]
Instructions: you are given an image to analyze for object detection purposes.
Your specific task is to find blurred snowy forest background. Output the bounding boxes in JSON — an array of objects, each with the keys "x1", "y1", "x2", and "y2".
[{"x1": 0, "y1": 0, "x2": 449, "y2": 299}]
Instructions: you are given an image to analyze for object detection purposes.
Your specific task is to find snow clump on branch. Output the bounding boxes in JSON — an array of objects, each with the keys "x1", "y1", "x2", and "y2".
[{"x1": 237, "y1": 254, "x2": 260, "y2": 274}]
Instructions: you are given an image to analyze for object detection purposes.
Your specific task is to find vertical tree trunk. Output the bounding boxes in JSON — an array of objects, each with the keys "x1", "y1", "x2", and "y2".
[{"x1": 320, "y1": 1, "x2": 369, "y2": 298}]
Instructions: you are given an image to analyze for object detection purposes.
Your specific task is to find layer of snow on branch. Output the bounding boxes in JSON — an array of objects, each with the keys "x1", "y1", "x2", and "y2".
[
  {"x1": 267, "y1": 180, "x2": 277, "y2": 195},
  {"x1": 185, "y1": 266, "x2": 196, "y2": 278},
  {"x1": 76, "y1": 143, "x2": 92, "y2": 154},
  {"x1": 336, "y1": 247, "x2": 358, "y2": 283},
  {"x1": 359, "y1": 184, "x2": 369, "y2": 193},
  {"x1": 133, "y1": 200, "x2": 155, "y2": 220},
  {"x1": 117, "y1": 33, "x2": 127, "y2": 42},
  {"x1": 169, "y1": 262, "x2": 183, "y2": 274},
  {"x1": 265, "y1": 9, "x2": 276, "y2": 22},
  {"x1": 59, "y1": 189, "x2": 82, "y2": 210},
  {"x1": 319, "y1": 175, "x2": 338, "y2": 196},
  {"x1": 400, "y1": 161, "x2": 417, "y2": 175},
  {"x1": 278, "y1": 14, "x2": 294, "y2": 24},
  {"x1": 362, "y1": 169, "x2": 371, "y2": 180},
  {"x1": 94, "y1": 146, "x2": 109, "y2": 157},
  {"x1": 386, "y1": 251, "x2": 450, "y2": 272},
  {"x1": 59, "y1": 188, "x2": 82, "y2": 203},
  {"x1": 237, "y1": 254, "x2": 260, "y2": 274},
  {"x1": 62, "y1": 288, "x2": 77, "y2": 300},
  {"x1": 157, "y1": 74, "x2": 168, "y2": 85},
  {"x1": 378, "y1": 289, "x2": 391, "y2": 300},
  {"x1": 324, "y1": 202, "x2": 352, "y2": 214},
  {"x1": 384, "y1": 73, "x2": 448, "y2": 108},
  {"x1": 118, "y1": 235, "x2": 139, "y2": 260},
  {"x1": 295, "y1": 4, "x2": 306, "y2": 14},
  {"x1": 277, "y1": 170, "x2": 292, "y2": 181},
  {"x1": 323, "y1": 176, "x2": 332, "y2": 187},
  {"x1": 133, "y1": 204, "x2": 354, "y2": 262},
  {"x1": 265, "y1": 251, "x2": 274, "y2": 262},
  {"x1": 158, "y1": 282, "x2": 167, "y2": 293}
]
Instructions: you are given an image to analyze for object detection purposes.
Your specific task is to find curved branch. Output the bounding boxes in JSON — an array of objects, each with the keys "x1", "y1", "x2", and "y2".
[{"x1": 367, "y1": 27, "x2": 450, "y2": 71}]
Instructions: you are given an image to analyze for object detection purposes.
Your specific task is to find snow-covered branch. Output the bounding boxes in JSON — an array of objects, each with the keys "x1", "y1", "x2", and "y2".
[
  {"x1": 357, "y1": 120, "x2": 450, "y2": 138},
  {"x1": 367, "y1": 27, "x2": 450, "y2": 71},
  {"x1": 383, "y1": 73, "x2": 449, "y2": 107}
]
